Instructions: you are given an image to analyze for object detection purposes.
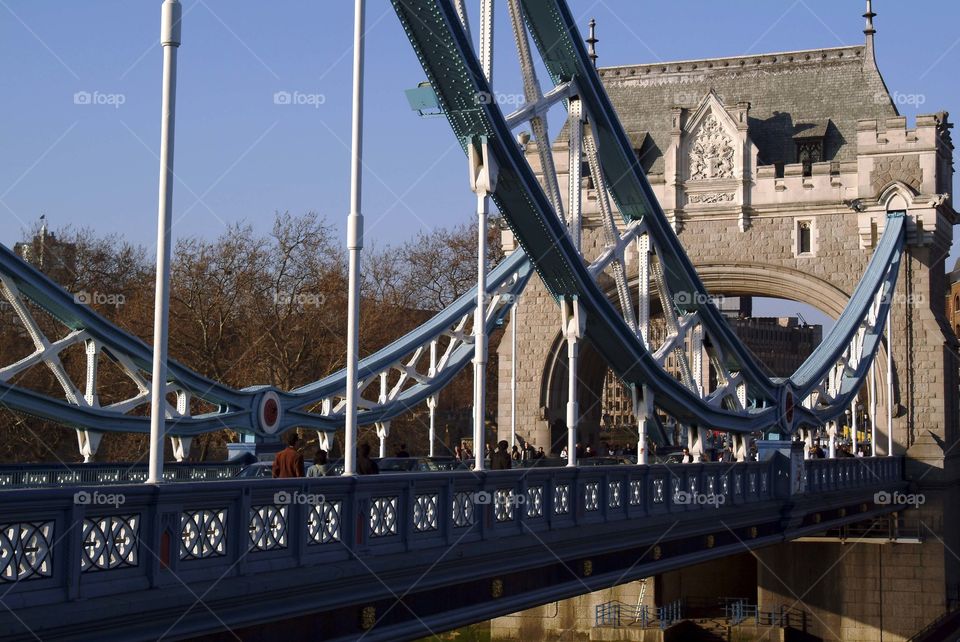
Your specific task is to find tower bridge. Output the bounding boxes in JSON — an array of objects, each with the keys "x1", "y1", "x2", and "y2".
[{"x1": 0, "y1": 0, "x2": 956, "y2": 640}]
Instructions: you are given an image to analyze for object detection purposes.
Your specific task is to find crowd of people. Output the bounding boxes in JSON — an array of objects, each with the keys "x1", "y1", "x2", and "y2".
[{"x1": 268, "y1": 429, "x2": 874, "y2": 480}]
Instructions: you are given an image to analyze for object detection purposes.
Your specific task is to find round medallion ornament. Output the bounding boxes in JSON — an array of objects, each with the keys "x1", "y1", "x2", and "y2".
[{"x1": 258, "y1": 391, "x2": 282, "y2": 434}]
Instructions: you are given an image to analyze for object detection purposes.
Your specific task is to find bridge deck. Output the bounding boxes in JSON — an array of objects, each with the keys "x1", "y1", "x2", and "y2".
[{"x1": 0, "y1": 458, "x2": 905, "y2": 640}]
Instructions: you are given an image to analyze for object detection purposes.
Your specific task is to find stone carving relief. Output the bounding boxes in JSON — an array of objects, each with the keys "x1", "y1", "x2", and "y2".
[
  {"x1": 688, "y1": 113, "x2": 735, "y2": 180},
  {"x1": 687, "y1": 192, "x2": 735, "y2": 205}
]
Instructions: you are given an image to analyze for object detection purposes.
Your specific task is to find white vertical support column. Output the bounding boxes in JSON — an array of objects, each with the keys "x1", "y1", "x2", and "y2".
[
  {"x1": 469, "y1": 140, "x2": 498, "y2": 471},
  {"x1": 561, "y1": 297, "x2": 585, "y2": 467},
  {"x1": 637, "y1": 233, "x2": 650, "y2": 347},
  {"x1": 428, "y1": 339, "x2": 438, "y2": 457},
  {"x1": 147, "y1": 0, "x2": 181, "y2": 485},
  {"x1": 376, "y1": 422, "x2": 390, "y2": 459},
  {"x1": 827, "y1": 421, "x2": 837, "y2": 459},
  {"x1": 566, "y1": 97, "x2": 583, "y2": 249},
  {"x1": 479, "y1": 0, "x2": 494, "y2": 85},
  {"x1": 77, "y1": 430, "x2": 103, "y2": 464},
  {"x1": 170, "y1": 436, "x2": 191, "y2": 462},
  {"x1": 510, "y1": 298, "x2": 518, "y2": 448},
  {"x1": 886, "y1": 308, "x2": 894, "y2": 456},
  {"x1": 691, "y1": 324, "x2": 704, "y2": 397},
  {"x1": 632, "y1": 384, "x2": 651, "y2": 465},
  {"x1": 870, "y1": 363, "x2": 877, "y2": 455},
  {"x1": 343, "y1": 0, "x2": 367, "y2": 476},
  {"x1": 851, "y1": 398, "x2": 858, "y2": 455},
  {"x1": 84, "y1": 340, "x2": 99, "y2": 407},
  {"x1": 427, "y1": 396, "x2": 437, "y2": 458}
]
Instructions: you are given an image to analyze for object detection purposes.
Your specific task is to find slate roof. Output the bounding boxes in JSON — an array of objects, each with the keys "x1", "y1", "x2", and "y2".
[{"x1": 597, "y1": 45, "x2": 898, "y2": 175}]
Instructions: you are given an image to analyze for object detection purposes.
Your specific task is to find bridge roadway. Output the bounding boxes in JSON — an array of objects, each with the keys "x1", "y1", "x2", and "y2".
[{"x1": 0, "y1": 457, "x2": 904, "y2": 640}]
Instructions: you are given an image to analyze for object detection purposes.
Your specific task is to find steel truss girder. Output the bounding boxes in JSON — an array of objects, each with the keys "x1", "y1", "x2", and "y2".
[
  {"x1": 0, "y1": 242, "x2": 532, "y2": 436},
  {"x1": 390, "y1": 0, "x2": 906, "y2": 439}
]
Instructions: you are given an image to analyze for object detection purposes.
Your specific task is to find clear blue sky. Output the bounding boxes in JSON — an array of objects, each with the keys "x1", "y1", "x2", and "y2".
[{"x1": 1, "y1": 1, "x2": 957, "y2": 315}]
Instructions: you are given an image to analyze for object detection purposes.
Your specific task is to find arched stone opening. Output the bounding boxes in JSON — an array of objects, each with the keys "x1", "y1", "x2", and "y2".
[
  {"x1": 535, "y1": 263, "x2": 893, "y2": 451},
  {"x1": 539, "y1": 334, "x2": 614, "y2": 454}
]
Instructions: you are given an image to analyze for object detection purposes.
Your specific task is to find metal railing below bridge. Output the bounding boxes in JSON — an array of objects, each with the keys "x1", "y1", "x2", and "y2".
[
  {"x1": 0, "y1": 457, "x2": 903, "y2": 611},
  {"x1": 0, "y1": 462, "x2": 243, "y2": 488}
]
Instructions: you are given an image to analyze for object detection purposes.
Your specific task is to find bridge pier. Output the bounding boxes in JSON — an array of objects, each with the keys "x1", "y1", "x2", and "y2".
[{"x1": 757, "y1": 490, "x2": 958, "y2": 640}]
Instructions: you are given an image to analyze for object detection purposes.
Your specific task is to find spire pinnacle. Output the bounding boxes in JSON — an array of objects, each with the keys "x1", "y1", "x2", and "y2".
[
  {"x1": 586, "y1": 18, "x2": 598, "y2": 68},
  {"x1": 864, "y1": 0, "x2": 876, "y2": 37}
]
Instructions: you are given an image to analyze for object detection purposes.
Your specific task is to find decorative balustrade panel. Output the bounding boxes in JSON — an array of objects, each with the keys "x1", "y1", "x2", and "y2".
[
  {"x1": 0, "y1": 458, "x2": 907, "y2": 605},
  {"x1": 81, "y1": 514, "x2": 139, "y2": 571},
  {"x1": 0, "y1": 521, "x2": 54, "y2": 582}
]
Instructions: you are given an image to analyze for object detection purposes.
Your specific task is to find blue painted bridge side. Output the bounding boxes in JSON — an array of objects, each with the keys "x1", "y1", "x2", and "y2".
[{"x1": 0, "y1": 457, "x2": 906, "y2": 641}]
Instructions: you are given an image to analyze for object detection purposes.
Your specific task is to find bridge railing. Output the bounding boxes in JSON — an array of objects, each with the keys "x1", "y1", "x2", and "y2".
[
  {"x1": 0, "y1": 458, "x2": 903, "y2": 608},
  {"x1": 803, "y1": 456, "x2": 902, "y2": 494},
  {"x1": 0, "y1": 462, "x2": 243, "y2": 488}
]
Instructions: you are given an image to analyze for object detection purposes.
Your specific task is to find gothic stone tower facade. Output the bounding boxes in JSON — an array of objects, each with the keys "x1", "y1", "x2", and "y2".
[{"x1": 495, "y1": 23, "x2": 959, "y2": 642}]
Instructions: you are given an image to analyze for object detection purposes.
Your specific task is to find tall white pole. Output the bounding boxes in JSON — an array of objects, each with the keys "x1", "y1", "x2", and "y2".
[
  {"x1": 562, "y1": 298, "x2": 583, "y2": 467},
  {"x1": 566, "y1": 333, "x2": 578, "y2": 467},
  {"x1": 428, "y1": 396, "x2": 437, "y2": 458},
  {"x1": 473, "y1": 192, "x2": 489, "y2": 471},
  {"x1": 343, "y1": 0, "x2": 366, "y2": 476},
  {"x1": 886, "y1": 308, "x2": 894, "y2": 456},
  {"x1": 428, "y1": 340, "x2": 437, "y2": 458},
  {"x1": 510, "y1": 299, "x2": 517, "y2": 448},
  {"x1": 147, "y1": 0, "x2": 181, "y2": 485}
]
